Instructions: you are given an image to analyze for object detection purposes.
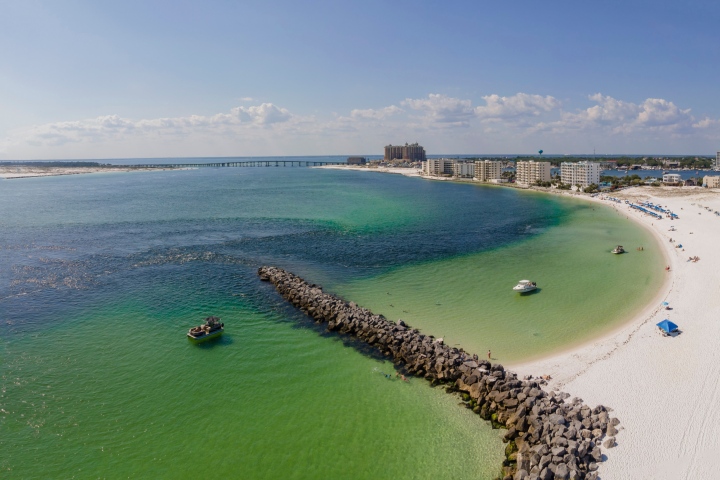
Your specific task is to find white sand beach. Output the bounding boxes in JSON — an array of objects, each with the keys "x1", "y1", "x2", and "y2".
[
  {"x1": 0, "y1": 165, "x2": 178, "y2": 179},
  {"x1": 315, "y1": 164, "x2": 422, "y2": 177},
  {"x1": 510, "y1": 186, "x2": 720, "y2": 479}
]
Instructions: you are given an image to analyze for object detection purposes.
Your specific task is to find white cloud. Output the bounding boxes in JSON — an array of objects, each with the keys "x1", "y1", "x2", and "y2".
[
  {"x1": 350, "y1": 105, "x2": 402, "y2": 120},
  {"x1": 2, "y1": 92, "x2": 720, "y2": 159},
  {"x1": 401, "y1": 93, "x2": 476, "y2": 125},
  {"x1": 544, "y1": 94, "x2": 698, "y2": 135},
  {"x1": 233, "y1": 103, "x2": 292, "y2": 125},
  {"x1": 475, "y1": 93, "x2": 560, "y2": 119}
]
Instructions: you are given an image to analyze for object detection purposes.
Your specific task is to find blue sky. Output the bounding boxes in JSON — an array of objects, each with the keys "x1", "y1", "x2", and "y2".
[{"x1": 1, "y1": 0, "x2": 719, "y2": 159}]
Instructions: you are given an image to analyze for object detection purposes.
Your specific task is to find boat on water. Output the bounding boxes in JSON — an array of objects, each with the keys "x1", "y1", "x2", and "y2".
[
  {"x1": 187, "y1": 316, "x2": 224, "y2": 343},
  {"x1": 611, "y1": 245, "x2": 625, "y2": 254},
  {"x1": 513, "y1": 280, "x2": 537, "y2": 293}
]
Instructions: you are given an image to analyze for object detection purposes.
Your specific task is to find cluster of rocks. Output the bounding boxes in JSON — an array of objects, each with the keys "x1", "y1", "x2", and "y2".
[{"x1": 259, "y1": 266, "x2": 619, "y2": 480}]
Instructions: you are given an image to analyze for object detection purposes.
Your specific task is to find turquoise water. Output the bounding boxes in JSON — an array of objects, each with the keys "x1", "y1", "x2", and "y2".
[
  {"x1": 0, "y1": 166, "x2": 661, "y2": 478},
  {"x1": 335, "y1": 190, "x2": 664, "y2": 362}
]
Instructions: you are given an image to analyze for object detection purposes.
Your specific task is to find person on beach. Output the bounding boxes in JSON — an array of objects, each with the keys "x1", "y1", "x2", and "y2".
[{"x1": 487, "y1": 349, "x2": 491, "y2": 360}]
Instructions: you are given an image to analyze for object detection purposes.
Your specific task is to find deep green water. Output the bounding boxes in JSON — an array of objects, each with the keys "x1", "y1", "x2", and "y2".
[{"x1": 0, "y1": 165, "x2": 661, "y2": 478}]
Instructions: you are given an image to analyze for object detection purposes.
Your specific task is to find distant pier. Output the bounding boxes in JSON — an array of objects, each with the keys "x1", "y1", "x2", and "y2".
[{"x1": 134, "y1": 160, "x2": 344, "y2": 168}]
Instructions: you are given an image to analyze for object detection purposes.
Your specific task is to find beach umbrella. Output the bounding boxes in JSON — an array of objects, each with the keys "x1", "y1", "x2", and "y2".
[{"x1": 656, "y1": 319, "x2": 678, "y2": 333}]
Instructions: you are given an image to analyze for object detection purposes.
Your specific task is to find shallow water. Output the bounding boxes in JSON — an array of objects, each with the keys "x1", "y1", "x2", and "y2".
[
  {"x1": 335, "y1": 191, "x2": 664, "y2": 362},
  {"x1": 0, "y1": 166, "x2": 660, "y2": 478}
]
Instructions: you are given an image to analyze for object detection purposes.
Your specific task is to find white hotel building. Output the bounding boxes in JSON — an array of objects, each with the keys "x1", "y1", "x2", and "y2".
[
  {"x1": 452, "y1": 161, "x2": 475, "y2": 178},
  {"x1": 423, "y1": 158, "x2": 455, "y2": 176},
  {"x1": 423, "y1": 158, "x2": 504, "y2": 181},
  {"x1": 515, "y1": 161, "x2": 551, "y2": 186},
  {"x1": 474, "y1": 160, "x2": 503, "y2": 182},
  {"x1": 560, "y1": 161, "x2": 601, "y2": 188}
]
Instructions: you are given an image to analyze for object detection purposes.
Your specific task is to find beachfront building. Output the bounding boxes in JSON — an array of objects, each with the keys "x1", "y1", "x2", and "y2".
[
  {"x1": 423, "y1": 158, "x2": 454, "y2": 176},
  {"x1": 452, "y1": 161, "x2": 475, "y2": 178},
  {"x1": 704, "y1": 175, "x2": 720, "y2": 188},
  {"x1": 715, "y1": 151, "x2": 720, "y2": 171},
  {"x1": 384, "y1": 143, "x2": 426, "y2": 162},
  {"x1": 560, "y1": 161, "x2": 601, "y2": 188},
  {"x1": 663, "y1": 173, "x2": 682, "y2": 185},
  {"x1": 474, "y1": 160, "x2": 503, "y2": 182},
  {"x1": 516, "y1": 161, "x2": 551, "y2": 186},
  {"x1": 346, "y1": 157, "x2": 366, "y2": 165}
]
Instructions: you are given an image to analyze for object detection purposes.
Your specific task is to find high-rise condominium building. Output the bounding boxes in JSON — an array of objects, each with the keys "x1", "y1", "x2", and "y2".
[
  {"x1": 516, "y1": 161, "x2": 552, "y2": 186},
  {"x1": 384, "y1": 143, "x2": 427, "y2": 162},
  {"x1": 560, "y1": 161, "x2": 601, "y2": 188},
  {"x1": 715, "y1": 151, "x2": 720, "y2": 171},
  {"x1": 453, "y1": 161, "x2": 475, "y2": 178},
  {"x1": 423, "y1": 158, "x2": 454, "y2": 176},
  {"x1": 474, "y1": 160, "x2": 503, "y2": 181}
]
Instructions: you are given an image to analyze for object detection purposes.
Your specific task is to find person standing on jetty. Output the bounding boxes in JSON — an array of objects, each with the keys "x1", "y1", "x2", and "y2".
[{"x1": 487, "y1": 349, "x2": 491, "y2": 360}]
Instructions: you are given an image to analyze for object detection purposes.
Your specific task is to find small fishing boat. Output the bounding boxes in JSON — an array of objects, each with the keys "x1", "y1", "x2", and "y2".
[
  {"x1": 513, "y1": 280, "x2": 537, "y2": 293},
  {"x1": 187, "y1": 316, "x2": 224, "y2": 343},
  {"x1": 611, "y1": 245, "x2": 625, "y2": 254}
]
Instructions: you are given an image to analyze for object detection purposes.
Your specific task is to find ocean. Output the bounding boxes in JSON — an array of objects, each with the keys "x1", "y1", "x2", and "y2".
[{"x1": 0, "y1": 163, "x2": 662, "y2": 478}]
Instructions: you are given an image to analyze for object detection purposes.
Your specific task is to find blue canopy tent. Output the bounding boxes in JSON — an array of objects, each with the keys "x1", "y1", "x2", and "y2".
[{"x1": 657, "y1": 319, "x2": 679, "y2": 335}]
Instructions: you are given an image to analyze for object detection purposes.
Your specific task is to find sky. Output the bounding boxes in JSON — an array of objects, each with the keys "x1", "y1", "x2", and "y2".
[{"x1": 1, "y1": 0, "x2": 720, "y2": 159}]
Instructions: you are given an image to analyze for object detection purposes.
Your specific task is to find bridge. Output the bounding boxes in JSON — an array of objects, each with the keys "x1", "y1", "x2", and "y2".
[{"x1": 135, "y1": 160, "x2": 345, "y2": 168}]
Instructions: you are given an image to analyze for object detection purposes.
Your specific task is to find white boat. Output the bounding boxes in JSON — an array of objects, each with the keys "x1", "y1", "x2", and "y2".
[
  {"x1": 513, "y1": 280, "x2": 537, "y2": 293},
  {"x1": 611, "y1": 245, "x2": 625, "y2": 254}
]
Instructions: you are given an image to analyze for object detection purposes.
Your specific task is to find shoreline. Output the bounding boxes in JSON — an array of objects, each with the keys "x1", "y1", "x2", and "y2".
[
  {"x1": 318, "y1": 164, "x2": 674, "y2": 365},
  {"x1": 319, "y1": 165, "x2": 720, "y2": 477},
  {"x1": 513, "y1": 187, "x2": 720, "y2": 478},
  {"x1": 503, "y1": 191, "x2": 674, "y2": 369}
]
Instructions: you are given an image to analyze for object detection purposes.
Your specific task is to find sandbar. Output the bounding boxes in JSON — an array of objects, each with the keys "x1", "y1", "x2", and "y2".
[{"x1": 0, "y1": 165, "x2": 179, "y2": 179}]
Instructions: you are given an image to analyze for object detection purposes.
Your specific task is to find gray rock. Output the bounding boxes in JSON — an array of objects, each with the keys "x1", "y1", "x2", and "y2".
[
  {"x1": 548, "y1": 414, "x2": 567, "y2": 426},
  {"x1": 554, "y1": 463, "x2": 570, "y2": 479},
  {"x1": 513, "y1": 469, "x2": 528, "y2": 480},
  {"x1": 603, "y1": 436, "x2": 616, "y2": 449},
  {"x1": 517, "y1": 451, "x2": 531, "y2": 472},
  {"x1": 551, "y1": 444, "x2": 568, "y2": 456},
  {"x1": 539, "y1": 468, "x2": 553, "y2": 480}
]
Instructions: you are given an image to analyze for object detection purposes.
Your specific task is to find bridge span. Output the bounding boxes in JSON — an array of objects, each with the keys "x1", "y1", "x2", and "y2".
[{"x1": 135, "y1": 160, "x2": 344, "y2": 168}]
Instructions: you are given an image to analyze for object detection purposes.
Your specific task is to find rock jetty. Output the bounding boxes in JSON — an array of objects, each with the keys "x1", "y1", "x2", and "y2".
[{"x1": 259, "y1": 266, "x2": 618, "y2": 480}]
